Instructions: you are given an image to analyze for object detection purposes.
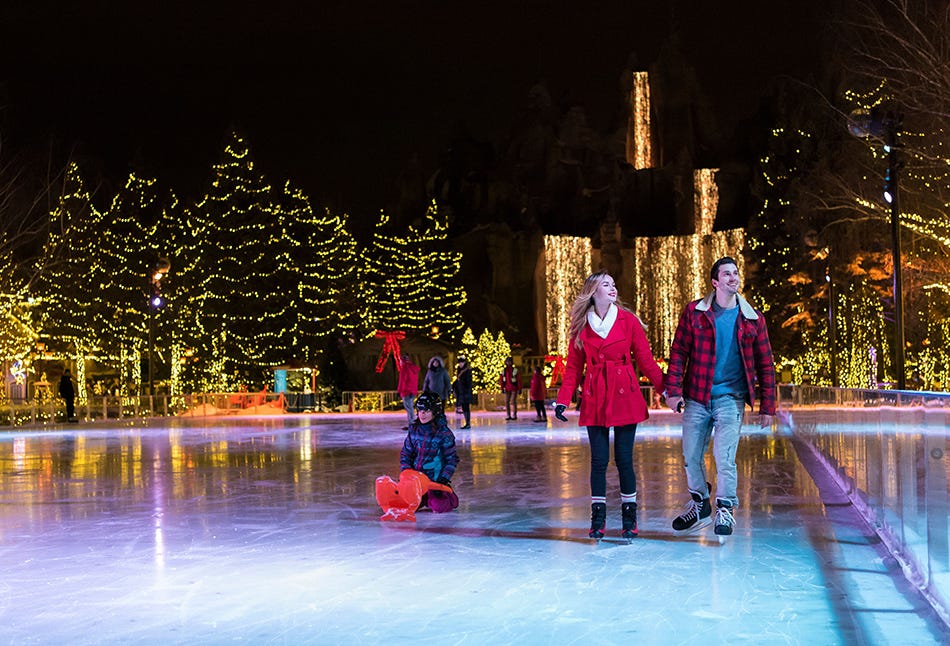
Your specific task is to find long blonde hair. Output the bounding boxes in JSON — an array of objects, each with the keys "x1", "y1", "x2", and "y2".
[{"x1": 568, "y1": 271, "x2": 634, "y2": 350}]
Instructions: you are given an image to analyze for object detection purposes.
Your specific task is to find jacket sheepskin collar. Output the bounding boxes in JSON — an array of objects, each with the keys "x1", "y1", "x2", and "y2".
[{"x1": 695, "y1": 291, "x2": 759, "y2": 320}]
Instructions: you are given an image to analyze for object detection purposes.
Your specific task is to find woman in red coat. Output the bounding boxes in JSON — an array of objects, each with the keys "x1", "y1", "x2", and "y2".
[{"x1": 554, "y1": 271, "x2": 665, "y2": 541}]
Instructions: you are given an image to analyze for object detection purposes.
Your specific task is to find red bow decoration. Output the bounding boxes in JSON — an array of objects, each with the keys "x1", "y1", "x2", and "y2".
[
  {"x1": 375, "y1": 330, "x2": 406, "y2": 373},
  {"x1": 544, "y1": 354, "x2": 567, "y2": 387}
]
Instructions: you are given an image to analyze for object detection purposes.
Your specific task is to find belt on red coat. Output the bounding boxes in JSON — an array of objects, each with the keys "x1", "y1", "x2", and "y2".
[
  {"x1": 588, "y1": 355, "x2": 629, "y2": 368},
  {"x1": 586, "y1": 357, "x2": 631, "y2": 394}
]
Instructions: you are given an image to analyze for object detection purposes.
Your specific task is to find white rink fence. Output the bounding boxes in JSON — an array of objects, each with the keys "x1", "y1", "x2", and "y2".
[{"x1": 778, "y1": 385, "x2": 950, "y2": 628}]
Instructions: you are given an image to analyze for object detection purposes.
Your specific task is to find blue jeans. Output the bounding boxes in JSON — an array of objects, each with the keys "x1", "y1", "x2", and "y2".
[
  {"x1": 402, "y1": 395, "x2": 415, "y2": 426},
  {"x1": 587, "y1": 424, "x2": 638, "y2": 498},
  {"x1": 681, "y1": 396, "x2": 744, "y2": 507}
]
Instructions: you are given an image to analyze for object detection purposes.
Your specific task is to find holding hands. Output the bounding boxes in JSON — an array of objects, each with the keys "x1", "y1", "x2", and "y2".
[{"x1": 665, "y1": 395, "x2": 684, "y2": 414}]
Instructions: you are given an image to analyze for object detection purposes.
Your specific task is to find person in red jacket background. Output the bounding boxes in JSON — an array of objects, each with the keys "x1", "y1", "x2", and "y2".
[
  {"x1": 664, "y1": 256, "x2": 776, "y2": 538},
  {"x1": 553, "y1": 271, "x2": 665, "y2": 541},
  {"x1": 529, "y1": 366, "x2": 548, "y2": 423},
  {"x1": 499, "y1": 356, "x2": 521, "y2": 421},
  {"x1": 396, "y1": 353, "x2": 421, "y2": 430}
]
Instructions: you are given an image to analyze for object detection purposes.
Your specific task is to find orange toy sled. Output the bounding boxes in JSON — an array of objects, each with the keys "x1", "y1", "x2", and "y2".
[{"x1": 375, "y1": 470, "x2": 456, "y2": 522}]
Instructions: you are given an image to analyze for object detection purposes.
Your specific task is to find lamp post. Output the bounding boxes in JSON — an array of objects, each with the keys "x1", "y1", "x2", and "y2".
[
  {"x1": 147, "y1": 258, "x2": 171, "y2": 396},
  {"x1": 883, "y1": 120, "x2": 906, "y2": 390},
  {"x1": 848, "y1": 107, "x2": 906, "y2": 390}
]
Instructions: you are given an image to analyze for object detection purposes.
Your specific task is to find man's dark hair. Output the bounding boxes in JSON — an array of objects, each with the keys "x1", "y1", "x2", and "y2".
[{"x1": 710, "y1": 256, "x2": 738, "y2": 281}]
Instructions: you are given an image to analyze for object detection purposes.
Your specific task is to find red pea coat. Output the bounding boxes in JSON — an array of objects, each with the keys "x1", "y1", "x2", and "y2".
[{"x1": 555, "y1": 308, "x2": 665, "y2": 428}]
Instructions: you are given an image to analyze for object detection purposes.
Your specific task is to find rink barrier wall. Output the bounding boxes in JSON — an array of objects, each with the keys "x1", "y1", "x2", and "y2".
[
  {"x1": 341, "y1": 387, "x2": 660, "y2": 414},
  {"x1": 0, "y1": 391, "x2": 290, "y2": 426},
  {"x1": 782, "y1": 384, "x2": 950, "y2": 629}
]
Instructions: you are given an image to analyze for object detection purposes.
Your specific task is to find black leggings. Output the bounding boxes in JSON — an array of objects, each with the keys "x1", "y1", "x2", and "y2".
[{"x1": 587, "y1": 424, "x2": 638, "y2": 497}]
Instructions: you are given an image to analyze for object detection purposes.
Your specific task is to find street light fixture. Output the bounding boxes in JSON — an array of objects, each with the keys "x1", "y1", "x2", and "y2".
[{"x1": 848, "y1": 106, "x2": 906, "y2": 390}]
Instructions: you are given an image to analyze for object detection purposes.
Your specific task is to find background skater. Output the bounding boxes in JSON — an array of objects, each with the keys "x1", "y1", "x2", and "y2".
[
  {"x1": 396, "y1": 353, "x2": 420, "y2": 430},
  {"x1": 499, "y1": 356, "x2": 521, "y2": 420},
  {"x1": 58, "y1": 368, "x2": 77, "y2": 423},
  {"x1": 529, "y1": 366, "x2": 548, "y2": 422}
]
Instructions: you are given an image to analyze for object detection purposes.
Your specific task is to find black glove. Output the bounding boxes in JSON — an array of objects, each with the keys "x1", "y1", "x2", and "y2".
[{"x1": 554, "y1": 404, "x2": 568, "y2": 422}]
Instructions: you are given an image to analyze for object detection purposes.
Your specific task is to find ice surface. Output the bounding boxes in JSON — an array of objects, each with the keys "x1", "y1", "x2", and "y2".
[{"x1": 0, "y1": 410, "x2": 946, "y2": 645}]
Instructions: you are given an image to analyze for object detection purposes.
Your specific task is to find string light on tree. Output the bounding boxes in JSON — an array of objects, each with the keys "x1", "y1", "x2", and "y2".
[
  {"x1": 287, "y1": 185, "x2": 367, "y2": 356},
  {"x1": 33, "y1": 162, "x2": 107, "y2": 400},
  {"x1": 363, "y1": 201, "x2": 467, "y2": 341},
  {"x1": 186, "y1": 132, "x2": 300, "y2": 390},
  {"x1": 472, "y1": 329, "x2": 510, "y2": 393}
]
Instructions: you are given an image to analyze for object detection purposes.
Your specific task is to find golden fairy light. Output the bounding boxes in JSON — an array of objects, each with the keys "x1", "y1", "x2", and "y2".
[
  {"x1": 694, "y1": 169, "x2": 718, "y2": 236},
  {"x1": 626, "y1": 71, "x2": 653, "y2": 170},
  {"x1": 544, "y1": 236, "x2": 592, "y2": 355}
]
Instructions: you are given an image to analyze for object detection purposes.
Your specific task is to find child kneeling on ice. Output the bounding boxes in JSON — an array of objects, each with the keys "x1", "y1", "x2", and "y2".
[{"x1": 376, "y1": 392, "x2": 460, "y2": 521}]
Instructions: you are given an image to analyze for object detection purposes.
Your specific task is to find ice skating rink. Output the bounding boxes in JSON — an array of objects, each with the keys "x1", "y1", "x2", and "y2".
[{"x1": 0, "y1": 411, "x2": 947, "y2": 645}]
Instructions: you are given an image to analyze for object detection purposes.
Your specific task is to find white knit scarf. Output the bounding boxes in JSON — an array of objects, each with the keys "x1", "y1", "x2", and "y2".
[{"x1": 587, "y1": 303, "x2": 617, "y2": 339}]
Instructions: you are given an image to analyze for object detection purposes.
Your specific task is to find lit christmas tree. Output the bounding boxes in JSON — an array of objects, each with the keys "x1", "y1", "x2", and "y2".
[
  {"x1": 471, "y1": 329, "x2": 510, "y2": 392},
  {"x1": 459, "y1": 327, "x2": 477, "y2": 357},
  {"x1": 284, "y1": 183, "x2": 366, "y2": 357},
  {"x1": 919, "y1": 289, "x2": 950, "y2": 389},
  {"x1": 97, "y1": 172, "x2": 173, "y2": 392},
  {"x1": 0, "y1": 239, "x2": 35, "y2": 366},
  {"x1": 187, "y1": 132, "x2": 296, "y2": 389},
  {"x1": 363, "y1": 200, "x2": 467, "y2": 340},
  {"x1": 457, "y1": 326, "x2": 479, "y2": 383},
  {"x1": 33, "y1": 161, "x2": 104, "y2": 395},
  {"x1": 746, "y1": 123, "x2": 828, "y2": 379}
]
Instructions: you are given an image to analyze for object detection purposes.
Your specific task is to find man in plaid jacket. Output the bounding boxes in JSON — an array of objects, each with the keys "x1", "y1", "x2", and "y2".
[{"x1": 664, "y1": 257, "x2": 776, "y2": 537}]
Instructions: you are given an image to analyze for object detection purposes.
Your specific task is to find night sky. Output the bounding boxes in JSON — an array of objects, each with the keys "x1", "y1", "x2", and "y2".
[{"x1": 1, "y1": 1, "x2": 831, "y2": 225}]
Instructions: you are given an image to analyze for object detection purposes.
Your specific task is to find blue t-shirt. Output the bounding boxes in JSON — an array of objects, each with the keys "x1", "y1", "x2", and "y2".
[{"x1": 710, "y1": 301, "x2": 748, "y2": 399}]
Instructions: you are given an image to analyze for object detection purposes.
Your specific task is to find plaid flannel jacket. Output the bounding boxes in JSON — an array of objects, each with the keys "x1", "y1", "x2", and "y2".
[{"x1": 666, "y1": 292, "x2": 776, "y2": 415}]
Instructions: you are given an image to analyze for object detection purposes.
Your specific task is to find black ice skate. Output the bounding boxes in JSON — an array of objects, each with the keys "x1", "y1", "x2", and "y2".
[
  {"x1": 714, "y1": 499, "x2": 736, "y2": 543},
  {"x1": 671, "y1": 487, "x2": 712, "y2": 532},
  {"x1": 588, "y1": 502, "x2": 607, "y2": 541},
  {"x1": 621, "y1": 502, "x2": 638, "y2": 541}
]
